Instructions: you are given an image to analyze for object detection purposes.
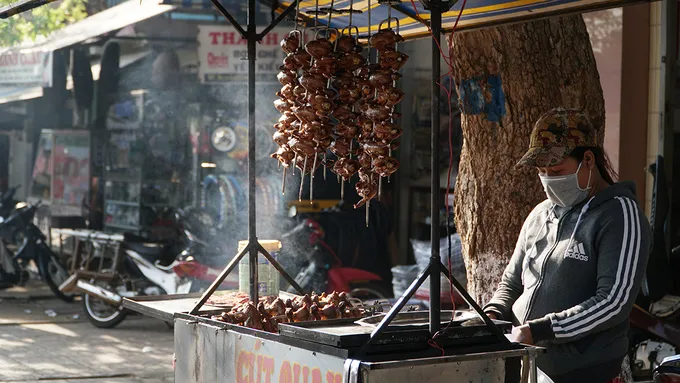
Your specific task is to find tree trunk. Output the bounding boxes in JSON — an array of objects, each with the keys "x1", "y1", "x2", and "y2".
[{"x1": 450, "y1": 15, "x2": 605, "y2": 304}]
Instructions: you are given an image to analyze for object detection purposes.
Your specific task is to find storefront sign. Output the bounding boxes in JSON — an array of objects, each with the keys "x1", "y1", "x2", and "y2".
[
  {"x1": 174, "y1": 319, "x2": 346, "y2": 382},
  {"x1": 197, "y1": 25, "x2": 299, "y2": 83},
  {"x1": 0, "y1": 50, "x2": 53, "y2": 87},
  {"x1": 234, "y1": 333, "x2": 344, "y2": 383}
]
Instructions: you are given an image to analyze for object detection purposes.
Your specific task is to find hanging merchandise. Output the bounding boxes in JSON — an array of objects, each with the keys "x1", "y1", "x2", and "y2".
[
  {"x1": 223, "y1": 174, "x2": 245, "y2": 213},
  {"x1": 256, "y1": 178, "x2": 267, "y2": 214},
  {"x1": 201, "y1": 175, "x2": 228, "y2": 228},
  {"x1": 226, "y1": 122, "x2": 249, "y2": 160},
  {"x1": 143, "y1": 99, "x2": 166, "y2": 123},
  {"x1": 218, "y1": 174, "x2": 238, "y2": 228},
  {"x1": 148, "y1": 133, "x2": 172, "y2": 163},
  {"x1": 256, "y1": 119, "x2": 278, "y2": 163},
  {"x1": 202, "y1": 172, "x2": 285, "y2": 231},
  {"x1": 106, "y1": 96, "x2": 143, "y2": 130},
  {"x1": 211, "y1": 126, "x2": 237, "y2": 153}
]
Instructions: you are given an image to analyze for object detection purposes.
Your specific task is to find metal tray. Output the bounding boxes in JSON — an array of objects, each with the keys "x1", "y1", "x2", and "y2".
[
  {"x1": 122, "y1": 293, "x2": 228, "y2": 322},
  {"x1": 278, "y1": 310, "x2": 512, "y2": 350},
  {"x1": 354, "y1": 310, "x2": 478, "y2": 328},
  {"x1": 122, "y1": 290, "x2": 304, "y2": 322}
]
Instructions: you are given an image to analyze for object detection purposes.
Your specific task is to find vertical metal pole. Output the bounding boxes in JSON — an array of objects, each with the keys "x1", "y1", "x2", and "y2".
[
  {"x1": 661, "y1": 0, "x2": 677, "y2": 258},
  {"x1": 247, "y1": 0, "x2": 259, "y2": 304},
  {"x1": 429, "y1": 2, "x2": 441, "y2": 336}
]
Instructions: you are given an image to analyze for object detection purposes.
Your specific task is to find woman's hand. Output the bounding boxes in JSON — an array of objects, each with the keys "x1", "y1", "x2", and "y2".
[{"x1": 510, "y1": 324, "x2": 535, "y2": 345}]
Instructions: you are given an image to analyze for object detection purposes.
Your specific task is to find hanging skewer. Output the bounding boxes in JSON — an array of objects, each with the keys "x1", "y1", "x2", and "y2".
[
  {"x1": 292, "y1": 153, "x2": 298, "y2": 175},
  {"x1": 323, "y1": 153, "x2": 327, "y2": 180},
  {"x1": 299, "y1": 155, "x2": 308, "y2": 201},
  {"x1": 366, "y1": 200, "x2": 370, "y2": 227},
  {"x1": 310, "y1": 153, "x2": 318, "y2": 203},
  {"x1": 282, "y1": 167, "x2": 287, "y2": 195}
]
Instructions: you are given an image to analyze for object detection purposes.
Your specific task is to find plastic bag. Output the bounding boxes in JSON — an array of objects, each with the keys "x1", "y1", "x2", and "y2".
[
  {"x1": 391, "y1": 265, "x2": 420, "y2": 297},
  {"x1": 411, "y1": 234, "x2": 466, "y2": 289}
]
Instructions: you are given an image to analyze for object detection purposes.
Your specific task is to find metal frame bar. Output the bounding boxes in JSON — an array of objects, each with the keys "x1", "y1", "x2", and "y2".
[
  {"x1": 0, "y1": 0, "x2": 56, "y2": 18},
  {"x1": 209, "y1": 0, "x2": 246, "y2": 37},
  {"x1": 258, "y1": 0, "x2": 300, "y2": 40},
  {"x1": 428, "y1": 0, "x2": 442, "y2": 336},
  {"x1": 356, "y1": 0, "x2": 509, "y2": 355},
  {"x1": 388, "y1": 4, "x2": 430, "y2": 29},
  {"x1": 190, "y1": 0, "x2": 304, "y2": 316},
  {"x1": 661, "y1": 0, "x2": 677, "y2": 259}
]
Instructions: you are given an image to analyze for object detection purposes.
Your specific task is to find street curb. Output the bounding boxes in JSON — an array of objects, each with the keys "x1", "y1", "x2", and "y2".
[{"x1": 0, "y1": 373, "x2": 135, "y2": 382}]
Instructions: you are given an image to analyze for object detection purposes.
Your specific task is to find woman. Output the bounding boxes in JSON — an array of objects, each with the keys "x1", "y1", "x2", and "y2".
[{"x1": 483, "y1": 108, "x2": 650, "y2": 383}]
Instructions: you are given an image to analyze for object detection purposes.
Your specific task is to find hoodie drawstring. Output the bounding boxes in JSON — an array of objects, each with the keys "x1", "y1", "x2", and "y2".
[{"x1": 521, "y1": 205, "x2": 557, "y2": 284}]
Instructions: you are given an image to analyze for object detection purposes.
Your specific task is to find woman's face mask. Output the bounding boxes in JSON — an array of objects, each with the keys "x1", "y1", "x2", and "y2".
[{"x1": 539, "y1": 162, "x2": 592, "y2": 208}]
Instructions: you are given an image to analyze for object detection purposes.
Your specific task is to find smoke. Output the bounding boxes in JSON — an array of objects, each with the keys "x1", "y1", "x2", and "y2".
[
  {"x1": 203, "y1": 80, "x2": 309, "y2": 281},
  {"x1": 109, "y1": 41, "x2": 304, "y2": 273}
]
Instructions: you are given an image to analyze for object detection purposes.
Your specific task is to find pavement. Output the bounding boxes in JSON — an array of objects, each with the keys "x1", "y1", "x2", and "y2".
[{"x1": 0, "y1": 282, "x2": 175, "y2": 383}]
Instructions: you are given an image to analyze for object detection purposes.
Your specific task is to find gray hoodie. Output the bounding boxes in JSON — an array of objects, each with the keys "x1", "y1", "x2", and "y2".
[{"x1": 484, "y1": 181, "x2": 650, "y2": 377}]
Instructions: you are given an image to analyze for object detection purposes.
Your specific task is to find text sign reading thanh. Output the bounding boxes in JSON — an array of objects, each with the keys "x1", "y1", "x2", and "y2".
[{"x1": 197, "y1": 25, "x2": 307, "y2": 83}]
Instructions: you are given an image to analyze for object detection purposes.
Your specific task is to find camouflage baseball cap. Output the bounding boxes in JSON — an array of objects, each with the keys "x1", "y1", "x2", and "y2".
[{"x1": 517, "y1": 107, "x2": 598, "y2": 168}]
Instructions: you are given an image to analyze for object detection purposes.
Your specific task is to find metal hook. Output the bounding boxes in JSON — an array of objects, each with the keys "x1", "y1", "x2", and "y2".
[
  {"x1": 314, "y1": 26, "x2": 337, "y2": 40},
  {"x1": 288, "y1": 29, "x2": 303, "y2": 49},
  {"x1": 378, "y1": 17, "x2": 400, "y2": 32},
  {"x1": 288, "y1": 29, "x2": 302, "y2": 39},
  {"x1": 341, "y1": 25, "x2": 360, "y2": 39}
]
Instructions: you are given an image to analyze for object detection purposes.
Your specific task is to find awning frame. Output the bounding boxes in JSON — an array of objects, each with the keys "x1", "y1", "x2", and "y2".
[{"x1": 270, "y1": 0, "x2": 656, "y2": 42}]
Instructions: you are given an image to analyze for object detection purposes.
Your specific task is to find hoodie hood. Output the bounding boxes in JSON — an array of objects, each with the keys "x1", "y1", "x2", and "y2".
[{"x1": 586, "y1": 181, "x2": 637, "y2": 210}]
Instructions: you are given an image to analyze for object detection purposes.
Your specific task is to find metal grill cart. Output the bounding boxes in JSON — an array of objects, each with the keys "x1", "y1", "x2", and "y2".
[{"x1": 100, "y1": 0, "x2": 644, "y2": 381}]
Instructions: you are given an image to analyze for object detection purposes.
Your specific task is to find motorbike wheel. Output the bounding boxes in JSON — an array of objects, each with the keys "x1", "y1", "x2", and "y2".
[
  {"x1": 348, "y1": 282, "x2": 393, "y2": 301},
  {"x1": 37, "y1": 253, "x2": 75, "y2": 303},
  {"x1": 82, "y1": 278, "x2": 127, "y2": 329}
]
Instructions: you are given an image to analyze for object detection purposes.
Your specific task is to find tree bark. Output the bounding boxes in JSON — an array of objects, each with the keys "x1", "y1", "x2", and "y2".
[{"x1": 450, "y1": 15, "x2": 605, "y2": 304}]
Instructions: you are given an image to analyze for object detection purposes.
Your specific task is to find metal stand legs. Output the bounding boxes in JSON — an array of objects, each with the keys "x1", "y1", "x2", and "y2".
[{"x1": 190, "y1": 240, "x2": 304, "y2": 315}]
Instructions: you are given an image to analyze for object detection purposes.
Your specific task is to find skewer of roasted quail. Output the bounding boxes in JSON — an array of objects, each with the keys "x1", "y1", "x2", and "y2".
[
  {"x1": 352, "y1": 22, "x2": 407, "y2": 224},
  {"x1": 327, "y1": 27, "x2": 364, "y2": 200}
]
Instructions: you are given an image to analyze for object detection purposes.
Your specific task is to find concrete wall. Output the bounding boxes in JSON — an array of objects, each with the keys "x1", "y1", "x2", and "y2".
[
  {"x1": 585, "y1": 9, "x2": 623, "y2": 174},
  {"x1": 585, "y1": 5, "x2": 652, "y2": 212}
]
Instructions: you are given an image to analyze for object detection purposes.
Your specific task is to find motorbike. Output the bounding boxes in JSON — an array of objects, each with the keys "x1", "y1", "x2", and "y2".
[
  {"x1": 0, "y1": 200, "x2": 74, "y2": 302},
  {"x1": 653, "y1": 355, "x2": 680, "y2": 382},
  {"x1": 278, "y1": 218, "x2": 391, "y2": 300},
  {"x1": 63, "y1": 207, "x2": 232, "y2": 329},
  {"x1": 0, "y1": 185, "x2": 20, "y2": 221},
  {"x1": 61, "y1": 231, "x2": 196, "y2": 328}
]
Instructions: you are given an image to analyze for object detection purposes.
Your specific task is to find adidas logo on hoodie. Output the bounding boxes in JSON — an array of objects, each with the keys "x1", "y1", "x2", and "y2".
[{"x1": 565, "y1": 242, "x2": 589, "y2": 262}]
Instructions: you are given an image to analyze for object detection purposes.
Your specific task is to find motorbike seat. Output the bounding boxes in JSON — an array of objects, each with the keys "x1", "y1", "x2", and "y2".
[{"x1": 124, "y1": 241, "x2": 173, "y2": 264}]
